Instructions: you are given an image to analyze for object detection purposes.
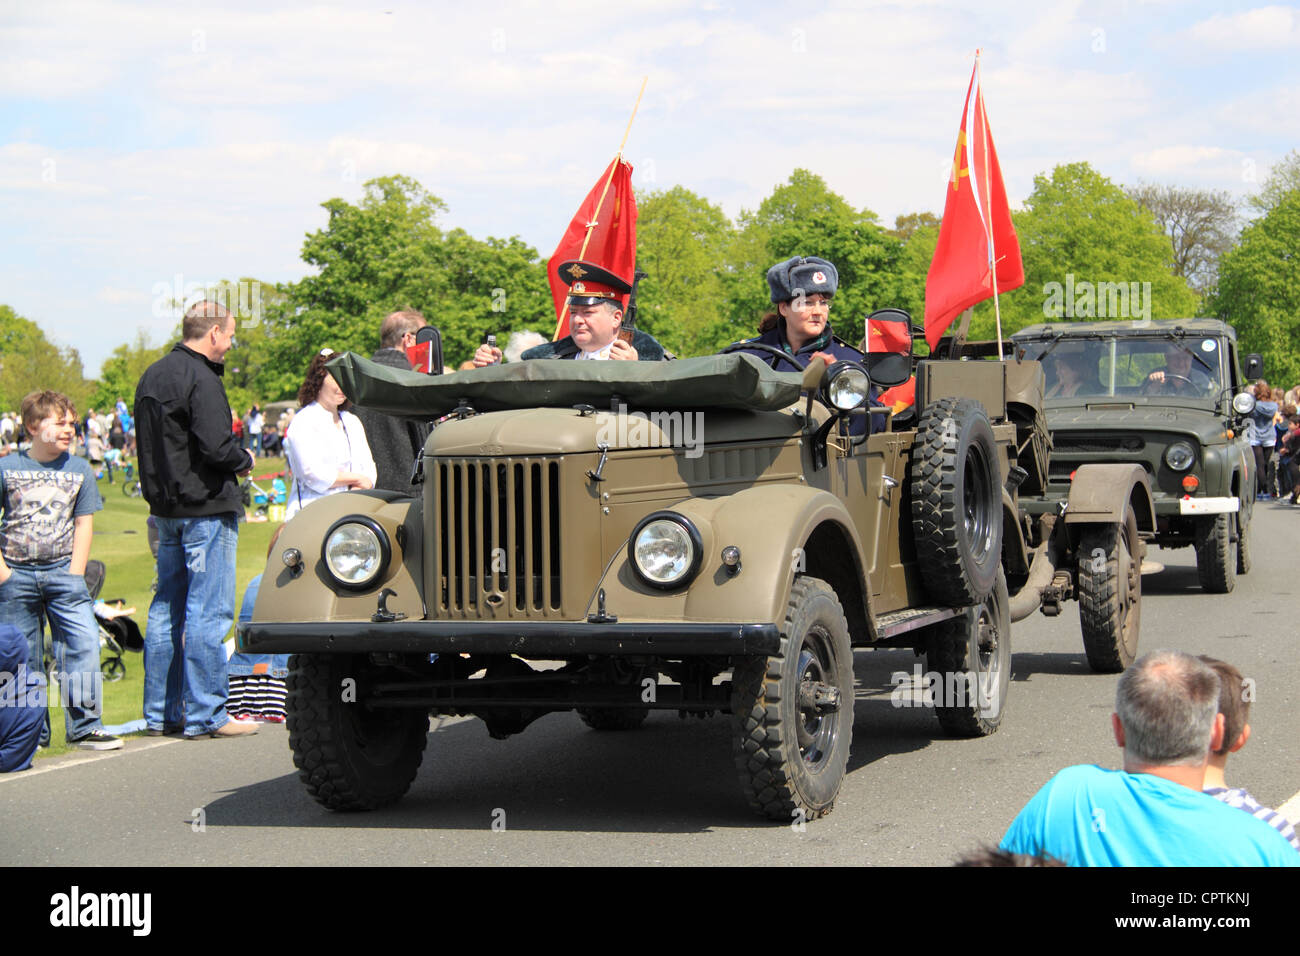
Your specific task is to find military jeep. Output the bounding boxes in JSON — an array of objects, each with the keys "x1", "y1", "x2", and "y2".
[
  {"x1": 1012, "y1": 318, "x2": 1261, "y2": 595},
  {"x1": 238, "y1": 346, "x2": 1146, "y2": 821}
]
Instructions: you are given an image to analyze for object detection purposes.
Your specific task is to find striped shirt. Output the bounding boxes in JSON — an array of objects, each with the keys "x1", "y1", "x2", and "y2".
[{"x1": 1205, "y1": 786, "x2": 1300, "y2": 852}]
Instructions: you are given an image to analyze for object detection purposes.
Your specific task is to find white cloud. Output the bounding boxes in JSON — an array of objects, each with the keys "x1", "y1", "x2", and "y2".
[{"x1": 1186, "y1": 5, "x2": 1300, "y2": 51}]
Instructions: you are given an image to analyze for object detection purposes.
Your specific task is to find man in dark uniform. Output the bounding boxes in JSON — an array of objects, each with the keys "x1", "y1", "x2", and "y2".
[
  {"x1": 728, "y1": 255, "x2": 880, "y2": 433},
  {"x1": 473, "y1": 260, "x2": 666, "y2": 364}
]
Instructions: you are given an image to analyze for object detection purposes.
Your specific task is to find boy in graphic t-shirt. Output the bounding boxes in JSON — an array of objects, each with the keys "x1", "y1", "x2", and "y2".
[{"x1": 0, "y1": 391, "x2": 122, "y2": 751}]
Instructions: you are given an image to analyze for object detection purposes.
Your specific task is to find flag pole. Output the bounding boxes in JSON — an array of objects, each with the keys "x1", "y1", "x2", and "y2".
[
  {"x1": 975, "y1": 50, "x2": 1005, "y2": 359},
  {"x1": 552, "y1": 76, "x2": 648, "y2": 340}
]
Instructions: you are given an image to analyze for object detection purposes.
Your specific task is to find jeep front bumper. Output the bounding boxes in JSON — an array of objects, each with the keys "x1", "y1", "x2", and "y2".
[{"x1": 237, "y1": 620, "x2": 782, "y2": 657}]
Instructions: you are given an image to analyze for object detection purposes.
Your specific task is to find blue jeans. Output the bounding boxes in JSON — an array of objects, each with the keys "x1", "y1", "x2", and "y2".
[
  {"x1": 0, "y1": 560, "x2": 107, "y2": 743},
  {"x1": 145, "y1": 514, "x2": 239, "y2": 735}
]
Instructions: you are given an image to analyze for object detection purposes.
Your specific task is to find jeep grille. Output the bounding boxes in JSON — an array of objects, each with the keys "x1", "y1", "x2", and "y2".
[{"x1": 431, "y1": 459, "x2": 562, "y2": 615}]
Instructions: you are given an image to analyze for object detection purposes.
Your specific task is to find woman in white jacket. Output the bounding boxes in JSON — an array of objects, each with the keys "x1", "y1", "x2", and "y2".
[{"x1": 283, "y1": 350, "x2": 377, "y2": 518}]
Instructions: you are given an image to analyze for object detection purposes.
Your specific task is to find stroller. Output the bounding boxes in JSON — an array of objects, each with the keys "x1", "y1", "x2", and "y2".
[{"x1": 84, "y1": 559, "x2": 144, "y2": 682}]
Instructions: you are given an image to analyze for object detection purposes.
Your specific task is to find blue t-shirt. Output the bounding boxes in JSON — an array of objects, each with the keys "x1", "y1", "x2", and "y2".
[
  {"x1": 1000, "y1": 764, "x2": 1300, "y2": 866},
  {"x1": 0, "y1": 450, "x2": 103, "y2": 565}
]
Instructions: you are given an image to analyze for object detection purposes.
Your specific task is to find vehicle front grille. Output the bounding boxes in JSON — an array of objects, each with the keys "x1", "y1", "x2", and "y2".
[
  {"x1": 1051, "y1": 435, "x2": 1145, "y2": 453},
  {"x1": 430, "y1": 458, "x2": 562, "y2": 616}
]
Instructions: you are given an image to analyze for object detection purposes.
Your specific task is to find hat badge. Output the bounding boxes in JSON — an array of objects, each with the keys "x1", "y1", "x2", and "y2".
[
  {"x1": 567, "y1": 263, "x2": 587, "y2": 279},
  {"x1": 572, "y1": 281, "x2": 586, "y2": 293},
  {"x1": 812, "y1": 271, "x2": 826, "y2": 284}
]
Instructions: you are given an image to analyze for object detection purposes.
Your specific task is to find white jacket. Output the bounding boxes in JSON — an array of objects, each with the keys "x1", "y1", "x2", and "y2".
[{"x1": 283, "y1": 402, "x2": 377, "y2": 518}]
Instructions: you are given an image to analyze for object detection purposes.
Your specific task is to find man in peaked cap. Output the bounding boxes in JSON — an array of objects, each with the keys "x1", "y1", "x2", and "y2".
[{"x1": 474, "y1": 260, "x2": 666, "y2": 364}]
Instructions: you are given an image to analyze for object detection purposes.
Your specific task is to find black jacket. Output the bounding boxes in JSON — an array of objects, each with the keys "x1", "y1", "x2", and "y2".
[
  {"x1": 352, "y1": 348, "x2": 433, "y2": 494},
  {"x1": 134, "y1": 344, "x2": 249, "y2": 517},
  {"x1": 521, "y1": 328, "x2": 667, "y2": 361}
]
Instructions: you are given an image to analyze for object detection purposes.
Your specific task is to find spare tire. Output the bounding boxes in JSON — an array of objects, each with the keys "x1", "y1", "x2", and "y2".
[{"x1": 910, "y1": 397, "x2": 1002, "y2": 606}]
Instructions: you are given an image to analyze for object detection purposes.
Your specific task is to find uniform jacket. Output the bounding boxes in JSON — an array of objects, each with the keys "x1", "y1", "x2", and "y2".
[{"x1": 521, "y1": 328, "x2": 667, "y2": 361}]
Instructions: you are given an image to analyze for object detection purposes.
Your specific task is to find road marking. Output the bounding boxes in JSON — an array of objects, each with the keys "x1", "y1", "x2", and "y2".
[{"x1": 0, "y1": 737, "x2": 179, "y2": 783}]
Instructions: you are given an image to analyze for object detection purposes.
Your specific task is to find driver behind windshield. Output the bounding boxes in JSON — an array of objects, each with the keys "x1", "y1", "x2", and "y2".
[
  {"x1": 727, "y1": 256, "x2": 880, "y2": 434},
  {"x1": 1144, "y1": 343, "x2": 1216, "y2": 396}
]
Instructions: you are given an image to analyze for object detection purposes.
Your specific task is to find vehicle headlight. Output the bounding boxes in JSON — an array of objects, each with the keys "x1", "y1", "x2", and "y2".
[
  {"x1": 628, "y1": 512, "x2": 703, "y2": 590},
  {"x1": 1232, "y1": 392, "x2": 1256, "y2": 415},
  {"x1": 322, "y1": 516, "x2": 390, "y2": 590},
  {"x1": 1164, "y1": 442, "x2": 1195, "y2": 472},
  {"x1": 825, "y1": 363, "x2": 870, "y2": 411}
]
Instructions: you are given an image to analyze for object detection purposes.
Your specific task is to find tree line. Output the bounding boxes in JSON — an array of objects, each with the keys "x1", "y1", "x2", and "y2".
[{"x1": 4, "y1": 150, "x2": 1298, "y2": 415}]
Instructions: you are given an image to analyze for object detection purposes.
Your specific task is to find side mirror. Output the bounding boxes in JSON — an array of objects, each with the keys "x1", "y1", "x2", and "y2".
[{"x1": 1243, "y1": 353, "x2": 1264, "y2": 381}]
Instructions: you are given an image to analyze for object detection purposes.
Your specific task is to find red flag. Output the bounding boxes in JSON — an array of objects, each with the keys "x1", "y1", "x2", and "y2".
[
  {"x1": 548, "y1": 158, "x2": 638, "y2": 340},
  {"x1": 924, "y1": 57, "x2": 1024, "y2": 350}
]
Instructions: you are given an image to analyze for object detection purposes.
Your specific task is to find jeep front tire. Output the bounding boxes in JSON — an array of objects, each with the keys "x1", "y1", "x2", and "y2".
[{"x1": 731, "y1": 576, "x2": 853, "y2": 822}]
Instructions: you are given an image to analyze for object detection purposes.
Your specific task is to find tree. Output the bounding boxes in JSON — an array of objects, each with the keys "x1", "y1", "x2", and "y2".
[
  {"x1": 712, "y1": 169, "x2": 906, "y2": 352},
  {"x1": 0, "y1": 305, "x2": 91, "y2": 413},
  {"x1": 887, "y1": 211, "x2": 941, "y2": 243},
  {"x1": 1249, "y1": 149, "x2": 1300, "y2": 215},
  {"x1": 89, "y1": 329, "x2": 167, "y2": 412},
  {"x1": 1212, "y1": 188, "x2": 1300, "y2": 387},
  {"x1": 1127, "y1": 182, "x2": 1238, "y2": 297},
  {"x1": 263, "y1": 175, "x2": 550, "y2": 397},
  {"x1": 633, "y1": 186, "x2": 733, "y2": 357},
  {"x1": 982, "y1": 162, "x2": 1200, "y2": 340}
]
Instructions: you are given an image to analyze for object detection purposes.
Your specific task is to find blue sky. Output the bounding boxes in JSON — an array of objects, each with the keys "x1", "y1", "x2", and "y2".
[{"x1": 2, "y1": 0, "x2": 1298, "y2": 376}]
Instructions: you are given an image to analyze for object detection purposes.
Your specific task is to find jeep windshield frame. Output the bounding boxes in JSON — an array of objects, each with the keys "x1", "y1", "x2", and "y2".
[{"x1": 1014, "y1": 329, "x2": 1228, "y2": 408}]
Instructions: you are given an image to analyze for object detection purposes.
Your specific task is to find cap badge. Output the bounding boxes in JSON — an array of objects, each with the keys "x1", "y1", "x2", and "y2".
[
  {"x1": 572, "y1": 282, "x2": 586, "y2": 293},
  {"x1": 812, "y1": 271, "x2": 826, "y2": 284},
  {"x1": 566, "y1": 264, "x2": 588, "y2": 279}
]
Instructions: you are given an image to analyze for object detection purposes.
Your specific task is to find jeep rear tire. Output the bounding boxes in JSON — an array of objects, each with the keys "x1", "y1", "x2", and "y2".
[
  {"x1": 1195, "y1": 514, "x2": 1235, "y2": 594},
  {"x1": 925, "y1": 569, "x2": 1010, "y2": 737},
  {"x1": 911, "y1": 398, "x2": 1002, "y2": 607},
  {"x1": 1077, "y1": 505, "x2": 1141, "y2": 673},
  {"x1": 731, "y1": 576, "x2": 853, "y2": 822},
  {"x1": 287, "y1": 653, "x2": 429, "y2": 811}
]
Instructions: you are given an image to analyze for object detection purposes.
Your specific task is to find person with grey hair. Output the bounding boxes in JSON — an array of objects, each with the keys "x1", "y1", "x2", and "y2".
[
  {"x1": 502, "y1": 330, "x2": 547, "y2": 365},
  {"x1": 352, "y1": 310, "x2": 432, "y2": 493},
  {"x1": 999, "y1": 650, "x2": 1298, "y2": 866}
]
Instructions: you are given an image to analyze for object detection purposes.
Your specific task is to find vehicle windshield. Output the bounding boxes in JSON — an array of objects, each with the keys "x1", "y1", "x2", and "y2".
[{"x1": 1016, "y1": 334, "x2": 1225, "y2": 404}]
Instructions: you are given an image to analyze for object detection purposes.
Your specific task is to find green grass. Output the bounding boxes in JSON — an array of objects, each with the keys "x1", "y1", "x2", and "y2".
[{"x1": 41, "y1": 456, "x2": 288, "y2": 757}]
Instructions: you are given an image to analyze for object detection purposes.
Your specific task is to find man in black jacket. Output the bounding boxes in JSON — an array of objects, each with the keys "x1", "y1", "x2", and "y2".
[
  {"x1": 352, "y1": 310, "x2": 433, "y2": 494},
  {"x1": 134, "y1": 301, "x2": 257, "y2": 739}
]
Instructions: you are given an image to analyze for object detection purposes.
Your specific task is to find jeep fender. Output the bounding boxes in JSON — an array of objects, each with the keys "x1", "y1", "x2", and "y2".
[
  {"x1": 590, "y1": 484, "x2": 870, "y2": 636},
  {"x1": 1063, "y1": 464, "x2": 1154, "y2": 533},
  {"x1": 248, "y1": 490, "x2": 424, "y2": 627}
]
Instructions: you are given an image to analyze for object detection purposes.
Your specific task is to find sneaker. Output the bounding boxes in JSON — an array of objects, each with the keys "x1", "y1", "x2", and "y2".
[
  {"x1": 260, "y1": 714, "x2": 286, "y2": 724},
  {"x1": 145, "y1": 724, "x2": 183, "y2": 737},
  {"x1": 188, "y1": 719, "x2": 258, "y2": 739},
  {"x1": 73, "y1": 731, "x2": 124, "y2": 751}
]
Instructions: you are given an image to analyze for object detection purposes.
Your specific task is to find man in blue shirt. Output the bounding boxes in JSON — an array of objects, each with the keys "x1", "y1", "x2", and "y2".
[{"x1": 1000, "y1": 649, "x2": 1299, "y2": 866}]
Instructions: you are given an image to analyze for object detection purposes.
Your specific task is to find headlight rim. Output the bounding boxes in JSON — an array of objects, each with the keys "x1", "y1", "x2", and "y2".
[
  {"x1": 1164, "y1": 441, "x2": 1196, "y2": 472},
  {"x1": 824, "y1": 360, "x2": 871, "y2": 412},
  {"x1": 627, "y1": 510, "x2": 704, "y2": 592},
  {"x1": 320, "y1": 514, "x2": 392, "y2": 592}
]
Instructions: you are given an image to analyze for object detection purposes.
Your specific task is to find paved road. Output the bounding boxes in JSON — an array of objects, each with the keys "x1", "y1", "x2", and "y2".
[{"x1": 4, "y1": 501, "x2": 1298, "y2": 866}]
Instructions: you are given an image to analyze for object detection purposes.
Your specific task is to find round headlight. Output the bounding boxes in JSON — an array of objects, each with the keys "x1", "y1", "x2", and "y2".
[
  {"x1": 1164, "y1": 442, "x2": 1195, "y2": 472},
  {"x1": 1232, "y1": 391, "x2": 1256, "y2": 415},
  {"x1": 826, "y1": 364, "x2": 870, "y2": 411},
  {"x1": 322, "y1": 517, "x2": 390, "y2": 590},
  {"x1": 629, "y1": 513, "x2": 703, "y2": 590}
]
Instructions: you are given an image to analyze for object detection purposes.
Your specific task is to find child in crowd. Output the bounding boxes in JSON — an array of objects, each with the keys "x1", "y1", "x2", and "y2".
[
  {"x1": 0, "y1": 391, "x2": 121, "y2": 750},
  {"x1": 1199, "y1": 655, "x2": 1299, "y2": 852}
]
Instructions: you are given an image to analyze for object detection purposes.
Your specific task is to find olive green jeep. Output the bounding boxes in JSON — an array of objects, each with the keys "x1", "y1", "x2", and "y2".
[
  {"x1": 1012, "y1": 318, "x2": 1262, "y2": 595},
  {"x1": 238, "y1": 345, "x2": 1147, "y2": 822}
]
